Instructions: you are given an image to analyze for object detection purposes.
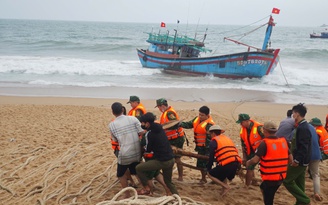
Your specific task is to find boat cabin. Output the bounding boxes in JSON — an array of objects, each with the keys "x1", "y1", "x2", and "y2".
[{"x1": 146, "y1": 32, "x2": 209, "y2": 58}]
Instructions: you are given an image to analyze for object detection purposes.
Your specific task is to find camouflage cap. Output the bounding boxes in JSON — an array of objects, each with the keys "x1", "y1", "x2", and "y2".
[
  {"x1": 127, "y1": 96, "x2": 140, "y2": 104},
  {"x1": 155, "y1": 98, "x2": 167, "y2": 108},
  {"x1": 309, "y1": 117, "x2": 322, "y2": 126},
  {"x1": 236, "y1": 113, "x2": 250, "y2": 124}
]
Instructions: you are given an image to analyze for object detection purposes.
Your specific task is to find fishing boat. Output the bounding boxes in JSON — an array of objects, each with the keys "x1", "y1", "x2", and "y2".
[
  {"x1": 137, "y1": 15, "x2": 280, "y2": 79},
  {"x1": 310, "y1": 31, "x2": 328, "y2": 38}
]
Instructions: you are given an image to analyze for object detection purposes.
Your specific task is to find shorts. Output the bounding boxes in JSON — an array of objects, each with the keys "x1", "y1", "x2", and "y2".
[
  {"x1": 170, "y1": 137, "x2": 185, "y2": 158},
  {"x1": 196, "y1": 148, "x2": 208, "y2": 168},
  {"x1": 117, "y1": 162, "x2": 139, "y2": 178},
  {"x1": 208, "y1": 161, "x2": 240, "y2": 181}
]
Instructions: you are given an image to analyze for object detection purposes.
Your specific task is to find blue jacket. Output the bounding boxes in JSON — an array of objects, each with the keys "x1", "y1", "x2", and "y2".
[{"x1": 309, "y1": 124, "x2": 322, "y2": 160}]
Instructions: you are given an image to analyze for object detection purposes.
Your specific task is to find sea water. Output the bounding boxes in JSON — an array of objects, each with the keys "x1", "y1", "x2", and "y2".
[{"x1": 0, "y1": 19, "x2": 327, "y2": 105}]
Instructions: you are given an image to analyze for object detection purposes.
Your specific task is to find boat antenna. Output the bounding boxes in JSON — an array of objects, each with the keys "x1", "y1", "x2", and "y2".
[
  {"x1": 194, "y1": 17, "x2": 201, "y2": 40},
  {"x1": 203, "y1": 27, "x2": 208, "y2": 43},
  {"x1": 165, "y1": 30, "x2": 169, "y2": 46},
  {"x1": 184, "y1": 0, "x2": 191, "y2": 37}
]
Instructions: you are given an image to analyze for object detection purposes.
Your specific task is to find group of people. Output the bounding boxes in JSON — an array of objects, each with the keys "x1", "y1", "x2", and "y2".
[{"x1": 108, "y1": 97, "x2": 328, "y2": 205}]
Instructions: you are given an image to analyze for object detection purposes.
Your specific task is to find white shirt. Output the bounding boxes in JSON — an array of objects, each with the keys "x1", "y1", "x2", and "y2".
[{"x1": 109, "y1": 115, "x2": 143, "y2": 165}]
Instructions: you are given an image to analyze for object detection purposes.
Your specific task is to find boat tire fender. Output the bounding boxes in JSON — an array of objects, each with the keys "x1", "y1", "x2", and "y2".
[{"x1": 143, "y1": 56, "x2": 147, "y2": 62}]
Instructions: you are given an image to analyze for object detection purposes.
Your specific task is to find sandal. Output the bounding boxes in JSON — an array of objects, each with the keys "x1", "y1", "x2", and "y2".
[
  {"x1": 137, "y1": 189, "x2": 152, "y2": 196},
  {"x1": 314, "y1": 193, "x2": 323, "y2": 201}
]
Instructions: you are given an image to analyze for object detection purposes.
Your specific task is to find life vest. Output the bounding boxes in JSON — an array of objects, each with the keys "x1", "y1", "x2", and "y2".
[
  {"x1": 239, "y1": 120, "x2": 263, "y2": 155},
  {"x1": 192, "y1": 116, "x2": 215, "y2": 147},
  {"x1": 111, "y1": 139, "x2": 120, "y2": 151},
  {"x1": 316, "y1": 125, "x2": 328, "y2": 155},
  {"x1": 128, "y1": 103, "x2": 146, "y2": 117},
  {"x1": 259, "y1": 137, "x2": 289, "y2": 181},
  {"x1": 160, "y1": 106, "x2": 185, "y2": 140},
  {"x1": 213, "y1": 134, "x2": 242, "y2": 166},
  {"x1": 110, "y1": 118, "x2": 120, "y2": 151}
]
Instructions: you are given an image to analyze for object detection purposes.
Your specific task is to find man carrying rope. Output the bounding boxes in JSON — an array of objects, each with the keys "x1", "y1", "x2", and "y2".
[
  {"x1": 109, "y1": 102, "x2": 145, "y2": 198},
  {"x1": 207, "y1": 125, "x2": 241, "y2": 196},
  {"x1": 136, "y1": 112, "x2": 179, "y2": 196}
]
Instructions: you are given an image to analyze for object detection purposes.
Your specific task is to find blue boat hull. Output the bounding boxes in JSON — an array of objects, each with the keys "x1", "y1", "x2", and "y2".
[{"x1": 137, "y1": 49, "x2": 280, "y2": 79}]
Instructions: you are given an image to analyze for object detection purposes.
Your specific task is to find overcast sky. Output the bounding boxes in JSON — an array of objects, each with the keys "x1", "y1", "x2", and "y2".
[{"x1": 0, "y1": 0, "x2": 327, "y2": 27}]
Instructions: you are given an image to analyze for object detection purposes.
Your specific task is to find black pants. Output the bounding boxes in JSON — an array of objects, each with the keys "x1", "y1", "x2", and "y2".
[{"x1": 260, "y1": 180, "x2": 283, "y2": 205}]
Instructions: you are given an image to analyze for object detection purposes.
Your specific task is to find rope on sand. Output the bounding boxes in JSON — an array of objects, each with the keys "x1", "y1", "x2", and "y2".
[{"x1": 96, "y1": 187, "x2": 210, "y2": 205}]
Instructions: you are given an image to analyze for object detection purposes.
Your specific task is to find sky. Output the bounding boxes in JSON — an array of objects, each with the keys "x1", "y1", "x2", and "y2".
[{"x1": 0, "y1": 0, "x2": 327, "y2": 27}]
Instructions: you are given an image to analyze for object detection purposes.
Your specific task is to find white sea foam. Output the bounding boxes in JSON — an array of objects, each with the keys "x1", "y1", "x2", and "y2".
[{"x1": 0, "y1": 19, "x2": 327, "y2": 104}]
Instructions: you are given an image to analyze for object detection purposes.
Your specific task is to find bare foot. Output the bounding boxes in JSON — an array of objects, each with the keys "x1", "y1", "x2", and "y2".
[
  {"x1": 221, "y1": 185, "x2": 231, "y2": 196},
  {"x1": 177, "y1": 177, "x2": 183, "y2": 181},
  {"x1": 314, "y1": 193, "x2": 323, "y2": 201},
  {"x1": 199, "y1": 179, "x2": 207, "y2": 184}
]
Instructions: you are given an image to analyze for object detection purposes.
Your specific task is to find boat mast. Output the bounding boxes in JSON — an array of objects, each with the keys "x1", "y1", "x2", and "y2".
[
  {"x1": 173, "y1": 29, "x2": 177, "y2": 53},
  {"x1": 261, "y1": 15, "x2": 275, "y2": 51}
]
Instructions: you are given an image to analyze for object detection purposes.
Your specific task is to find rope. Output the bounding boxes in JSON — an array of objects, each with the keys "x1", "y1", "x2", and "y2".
[
  {"x1": 225, "y1": 22, "x2": 267, "y2": 40},
  {"x1": 217, "y1": 15, "x2": 270, "y2": 35},
  {"x1": 96, "y1": 187, "x2": 210, "y2": 205},
  {"x1": 278, "y1": 60, "x2": 290, "y2": 87}
]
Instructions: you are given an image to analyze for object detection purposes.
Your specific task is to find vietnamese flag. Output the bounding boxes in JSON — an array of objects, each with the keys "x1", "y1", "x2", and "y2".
[
  {"x1": 160, "y1": 22, "x2": 166, "y2": 27},
  {"x1": 272, "y1": 8, "x2": 280, "y2": 14}
]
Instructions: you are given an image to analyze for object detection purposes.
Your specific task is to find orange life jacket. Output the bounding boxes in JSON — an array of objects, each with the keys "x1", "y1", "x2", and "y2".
[
  {"x1": 192, "y1": 116, "x2": 215, "y2": 147},
  {"x1": 111, "y1": 139, "x2": 120, "y2": 151},
  {"x1": 110, "y1": 118, "x2": 120, "y2": 151},
  {"x1": 316, "y1": 125, "x2": 328, "y2": 155},
  {"x1": 240, "y1": 120, "x2": 263, "y2": 155},
  {"x1": 259, "y1": 137, "x2": 289, "y2": 181},
  {"x1": 160, "y1": 106, "x2": 185, "y2": 140},
  {"x1": 128, "y1": 103, "x2": 146, "y2": 117},
  {"x1": 213, "y1": 134, "x2": 242, "y2": 166}
]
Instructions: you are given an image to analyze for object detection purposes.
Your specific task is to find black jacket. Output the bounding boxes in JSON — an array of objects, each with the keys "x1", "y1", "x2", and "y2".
[
  {"x1": 146, "y1": 122, "x2": 174, "y2": 161},
  {"x1": 292, "y1": 119, "x2": 312, "y2": 166}
]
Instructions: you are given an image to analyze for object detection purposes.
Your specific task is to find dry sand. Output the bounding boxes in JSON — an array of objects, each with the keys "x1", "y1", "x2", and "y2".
[{"x1": 1, "y1": 95, "x2": 327, "y2": 205}]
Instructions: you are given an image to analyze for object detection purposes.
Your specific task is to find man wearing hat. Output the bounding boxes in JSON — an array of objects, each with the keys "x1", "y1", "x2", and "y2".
[
  {"x1": 180, "y1": 105, "x2": 215, "y2": 183},
  {"x1": 310, "y1": 117, "x2": 328, "y2": 160},
  {"x1": 127, "y1": 96, "x2": 146, "y2": 121},
  {"x1": 155, "y1": 98, "x2": 185, "y2": 181},
  {"x1": 207, "y1": 125, "x2": 241, "y2": 196},
  {"x1": 246, "y1": 121, "x2": 291, "y2": 205},
  {"x1": 236, "y1": 113, "x2": 264, "y2": 186}
]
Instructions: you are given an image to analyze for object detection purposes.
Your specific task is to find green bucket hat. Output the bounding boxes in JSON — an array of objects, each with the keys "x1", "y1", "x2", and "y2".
[
  {"x1": 155, "y1": 98, "x2": 167, "y2": 108},
  {"x1": 127, "y1": 96, "x2": 140, "y2": 104},
  {"x1": 309, "y1": 117, "x2": 322, "y2": 126},
  {"x1": 236, "y1": 113, "x2": 250, "y2": 124}
]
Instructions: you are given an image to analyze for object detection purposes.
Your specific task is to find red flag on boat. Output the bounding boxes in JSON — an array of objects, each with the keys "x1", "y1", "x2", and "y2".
[
  {"x1": 272, "y1": 8, "x2": 280, "y2": 14},
  {"x1": 160, "y1": 22, "x2": 166, "y2": 27}
]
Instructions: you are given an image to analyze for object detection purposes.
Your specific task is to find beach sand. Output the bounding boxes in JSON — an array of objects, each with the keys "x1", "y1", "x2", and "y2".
[{"x1": 1, "y1": 95, "x2": 327, "y2": 205}]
